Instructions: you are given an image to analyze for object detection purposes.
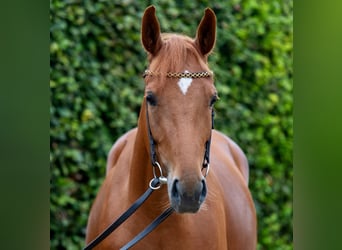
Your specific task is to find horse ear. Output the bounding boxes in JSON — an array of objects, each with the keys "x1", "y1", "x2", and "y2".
[
  {"x1": 141, "y1": 5, "x2": 162, "y2": 55},
  {"x1": 195, "y1": 8, "x2": 216, "y2": 56}
]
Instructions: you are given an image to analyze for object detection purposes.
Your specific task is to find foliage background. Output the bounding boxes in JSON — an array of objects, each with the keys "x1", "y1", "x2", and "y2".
[{"x1": 50, "y1": 0, "x2": 292, "y2": 249}]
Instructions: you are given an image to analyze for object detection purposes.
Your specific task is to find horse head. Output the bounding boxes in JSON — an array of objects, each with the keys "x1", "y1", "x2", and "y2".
[{"x1": 141, "y1": 6, "x2": 217, "y2": 213}]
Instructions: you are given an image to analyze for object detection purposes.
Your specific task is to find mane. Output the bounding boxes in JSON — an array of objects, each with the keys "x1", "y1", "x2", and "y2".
[{"x1": 148, "y1": 34, "x2": 210, "y2": 74}]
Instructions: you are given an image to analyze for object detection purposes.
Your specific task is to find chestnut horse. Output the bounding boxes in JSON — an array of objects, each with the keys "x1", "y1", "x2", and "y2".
[{"x1": 85, "y1": 6, "x2": 257, "y2": 250}]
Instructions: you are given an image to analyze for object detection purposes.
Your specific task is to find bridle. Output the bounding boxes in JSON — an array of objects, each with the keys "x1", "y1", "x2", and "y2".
[
  {"x1": 143, "y1": 69, "x2": 213, "y2": 79},
  {"x1": 84, "y1": 70, "x2": 214, "y2": 250},
  {"x1": 146, "y1": 102, "x2": 214, "y2": 184},
  {"x1": 144, "y1": 69, "x2": 214, "y2": 183}
]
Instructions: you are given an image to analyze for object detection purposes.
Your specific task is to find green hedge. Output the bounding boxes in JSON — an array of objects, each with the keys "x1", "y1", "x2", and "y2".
[{"x1": 50, "y1": 0, "x2": 292, "y2": 249}]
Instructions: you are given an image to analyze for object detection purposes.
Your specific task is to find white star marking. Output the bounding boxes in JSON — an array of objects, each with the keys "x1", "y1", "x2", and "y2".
[{"x1": 177, "y1": 70, "x2": 193, "y2": 95}]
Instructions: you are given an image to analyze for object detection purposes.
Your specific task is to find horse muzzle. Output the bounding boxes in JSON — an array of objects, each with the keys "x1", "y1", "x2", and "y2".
[{"x1": 169, "y1": 178, "x2": 207, "y2": 213}]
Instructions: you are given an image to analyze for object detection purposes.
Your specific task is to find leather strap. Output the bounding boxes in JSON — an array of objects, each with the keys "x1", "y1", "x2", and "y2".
[
  {"x1": 145, "y1": 101, "x2": 158, "y2": 166},
  {"x1": 120, "y1": 207, "x2": 174, "y2": 250},
  {"x1": 83, "y1": 178, "x2": 160, "y2": 250}
]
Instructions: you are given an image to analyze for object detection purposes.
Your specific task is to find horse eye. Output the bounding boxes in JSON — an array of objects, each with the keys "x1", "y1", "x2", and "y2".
[
  {"x1": 146, "y1": 92, "x2": 157, "y2": 106},
  {"x1": 210, "y1": 95, "x2": 218, "y2": 107}
]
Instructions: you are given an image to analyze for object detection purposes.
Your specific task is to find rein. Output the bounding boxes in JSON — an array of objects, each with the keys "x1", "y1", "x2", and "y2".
[
  {"x1": 84, "y1": 70, "x2": 214, "y2": 249},
  {"x1": 83, "y1": 178, "x2": 170, "y2": 250}
]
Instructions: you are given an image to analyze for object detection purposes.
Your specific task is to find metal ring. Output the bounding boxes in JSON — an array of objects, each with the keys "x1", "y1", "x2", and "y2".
[
  {"x1": 202, "y1": 163, "x2": 210, "y2": 178},
  {"x1": 152, "y1": 161, "x2": 168, "y2": 186},
  {"x1": 152, "y1": 161, "x2": 163, "y2": 179},
  {"x1": 149, "y1": 178, "x2": 162, "y2": 190}
]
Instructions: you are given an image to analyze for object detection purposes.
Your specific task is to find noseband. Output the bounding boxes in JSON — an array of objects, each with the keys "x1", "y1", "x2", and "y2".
[{"x1": 144, "y1": 69, "x2": 215, "y2": 183}]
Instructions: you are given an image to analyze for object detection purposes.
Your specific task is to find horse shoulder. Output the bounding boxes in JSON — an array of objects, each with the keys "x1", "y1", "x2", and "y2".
[
  {"x1": 106, "y1": 128, "x2": 137, "y2": 175},
  {"x1": 212, "y1": 130, "x2": 249, "y2": 185},
  {"x1": 211, "y1": 130, "x2": 257, "y2": 249}
]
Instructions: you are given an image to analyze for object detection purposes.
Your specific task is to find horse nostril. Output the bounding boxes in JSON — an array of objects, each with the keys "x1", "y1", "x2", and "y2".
[{"x1": 171, "y1": 179, "x2": 180, "y2": 202}]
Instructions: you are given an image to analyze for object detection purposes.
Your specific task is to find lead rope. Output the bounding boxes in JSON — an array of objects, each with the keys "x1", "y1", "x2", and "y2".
[{"x1": 83, "y1": 178, "x2": 163, "y2": 250}]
